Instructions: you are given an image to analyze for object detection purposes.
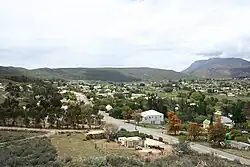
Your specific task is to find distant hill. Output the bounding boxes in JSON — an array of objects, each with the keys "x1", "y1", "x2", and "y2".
[
  {"x1": 183, "y1": 58, "x2": 250, "y2": 78},
  {"x1": 0, "y1": 66, "x2": 192, "y2": 82}
]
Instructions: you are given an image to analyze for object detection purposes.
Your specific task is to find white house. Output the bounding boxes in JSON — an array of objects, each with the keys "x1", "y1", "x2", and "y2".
[
  {"x1": 105, "y1": 105, "x2": 113, "y2": 111},
  {"x1": 141, "y1": 110, "x2": 164, "y2": 125}
]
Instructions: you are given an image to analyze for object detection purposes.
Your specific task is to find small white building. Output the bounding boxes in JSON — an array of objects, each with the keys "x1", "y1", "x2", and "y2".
[
  {"x1": 141, "y1": 110, "x2": 164, "y2": 125},
  {"x1": 118, "y1": 136, "x2": 143, "y2": 148},
  {"x1": 106, "y1": 105, "x2": 113, "y2": 111}
]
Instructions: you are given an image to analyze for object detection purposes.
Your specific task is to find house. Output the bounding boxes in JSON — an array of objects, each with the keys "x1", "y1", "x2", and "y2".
[
  {"x1": 105, "y1": 105, "x2": 113, "y2": 111},
  {"x1": 203, "y1": 119, "x2": 211, "y2": 129},
  {"x1": 221, "y1": 116, "x2": 234, "y2": 128},
  {"x1": 118, "y1": 136, "x2": 143, "y2": 148},
  {"x1": 203, "y1": 111, "x2": 234, "y2": 129},
  {"x1": 141, "y1": 110, "x2": 164, "y2": 125}
]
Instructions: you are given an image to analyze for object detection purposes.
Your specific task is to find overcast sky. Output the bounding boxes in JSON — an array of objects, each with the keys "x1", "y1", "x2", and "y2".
[{"x1": 1, "y1": 0, "x2": 250, "y2": 71}]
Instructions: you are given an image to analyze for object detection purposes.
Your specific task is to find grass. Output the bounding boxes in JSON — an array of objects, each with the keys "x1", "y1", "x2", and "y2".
[
  {"x1": 50, "y1": 133, "x2": 135, "y2": 160},
  {"x1": 137, "y1": 123, "x2": 164, "y2": 129},
  {"x1": 0, "y1": 130, "x2": 46, "y2": 143}
]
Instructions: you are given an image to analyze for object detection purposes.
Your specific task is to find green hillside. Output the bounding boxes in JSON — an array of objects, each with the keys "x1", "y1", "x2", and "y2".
[{"x1": 0, "y1": 66, "x2": 192, "y2": 82}]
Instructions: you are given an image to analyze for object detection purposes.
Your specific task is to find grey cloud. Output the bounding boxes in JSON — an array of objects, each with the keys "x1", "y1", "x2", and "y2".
[{"x1": 196, "y1": 51, "x2": 223, "y2": 57}]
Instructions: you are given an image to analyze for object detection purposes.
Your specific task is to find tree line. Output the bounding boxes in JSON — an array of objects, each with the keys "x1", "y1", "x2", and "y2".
[{"x1": 0, "y1": 81, "x2": 102, "y2": 129}]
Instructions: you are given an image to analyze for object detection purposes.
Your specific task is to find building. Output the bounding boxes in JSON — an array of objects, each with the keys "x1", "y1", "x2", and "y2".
[
  {"x1": 203, "y1": 119, "x2": 211, "y2": 129},
  {"x1": 118, "y1": 136, "x2": 143, "y2": 148},
  {"x1": 141, "y1": 110, "x2": 164, "y2": 125},
  {"x1": 105, "y1": 105, "x2": 113, "y2": 111}
]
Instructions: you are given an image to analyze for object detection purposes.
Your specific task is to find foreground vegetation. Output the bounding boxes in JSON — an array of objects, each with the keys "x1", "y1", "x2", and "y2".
[
  {"x1": 0, "y1": 137, "x2": 60, "y2": 167},
  {"x1": 66, "y1": 142, "x2": 247, "y2": 167},
  {"x1": 0, "y1": 130, "x2": 45, "y2": 143},
  {"x1": 50, "y1": 133, "x2": 135, "y2": 160}
]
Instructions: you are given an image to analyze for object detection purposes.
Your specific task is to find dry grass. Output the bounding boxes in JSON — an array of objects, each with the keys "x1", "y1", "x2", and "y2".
[{"x1": 50, "y1": 133, "x2": 135, "y2": 161}]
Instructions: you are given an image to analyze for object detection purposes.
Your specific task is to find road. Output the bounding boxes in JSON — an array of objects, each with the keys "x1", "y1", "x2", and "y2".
[{"x1": 101, "y1": 111, "x2": 250, "y2": 165}]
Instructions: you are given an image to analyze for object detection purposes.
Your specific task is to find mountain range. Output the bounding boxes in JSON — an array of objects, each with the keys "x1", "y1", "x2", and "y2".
[
  {"x1": 0, "y1": 66, "x2": 191, "y2": 82},
  {"x1": 183, "y1": 58, "x2": 250, "y2": 78},
  {"x1": 1, "y1": 58, "x2": 250, "y2": 82}
]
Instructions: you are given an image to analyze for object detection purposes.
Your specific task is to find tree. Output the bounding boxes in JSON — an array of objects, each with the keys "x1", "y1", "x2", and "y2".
[
  {"x1": 231, "y1": 100, "x2": 247, "y2": 127},
  {"x1": 122, "y1": 106, "x2": 133, "y2": 122},
  {"x1": 188, "y1": 123, "x2": 203, "y2": 141},
  {"x1": 104, "y1": 123, "x2": 119, "y2": 141},
  {"x1": 132, "y1": 113, "x2": 142, "y2": 125},
  {"x1": 80, "y1": 104, "x2": 96, "y2": 129},
  {"x1": 208, "y1": 121, "x2": 226, "y2": 144},
  {"x1": 190, "y1": 92, "x2": 205, "y2": 102},
  {"x1": 164, "y1": 87, "x2": 173, "y2": 93},
  {"x1": 167, "y1": 111, "x2": 181, "y2": 135},
  {"x1": 243, "y1": 101, "x2": 250, "y2": 120}
]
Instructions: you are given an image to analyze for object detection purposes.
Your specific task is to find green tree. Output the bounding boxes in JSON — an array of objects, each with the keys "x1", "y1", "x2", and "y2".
[
  {"x1": 80, "y1": 104, "x2": 96, "y2": 129},
  {"x1": 122, "y1": 106, "x2": 133, "y2": 122},
  {"x1": 132, "y1": 113, "x2": 142, "y2": 125},
  {"x1": 232, "y1": 100, "x2": 247, "y2": 127}
]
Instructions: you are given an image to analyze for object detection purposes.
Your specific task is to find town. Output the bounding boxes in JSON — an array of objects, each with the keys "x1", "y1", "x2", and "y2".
[{"x1": 0, "y1": 77, "x2": 250, "y2": 167}]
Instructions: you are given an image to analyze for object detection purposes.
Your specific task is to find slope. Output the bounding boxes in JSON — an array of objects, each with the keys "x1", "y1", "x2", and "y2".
[
  {"x1": 0, "y1": 66, "x2": 191, "y2": 82},
  {"x1": 183, "y1": 58, "x2": 250, "y2": 78}
]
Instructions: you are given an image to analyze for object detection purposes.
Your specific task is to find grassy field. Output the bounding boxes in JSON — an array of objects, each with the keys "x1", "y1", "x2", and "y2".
[
  {"x1": 50, "y1": 133, "x2": 135, "y2": 160},
  {"x1": 0, "y1": 130, "x2": 46, "y2": 143}
]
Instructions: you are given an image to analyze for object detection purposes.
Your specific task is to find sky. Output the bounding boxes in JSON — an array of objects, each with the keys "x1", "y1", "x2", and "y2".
[{"x1": 1, "y1": 0, "x2": 250, "y2": 71}]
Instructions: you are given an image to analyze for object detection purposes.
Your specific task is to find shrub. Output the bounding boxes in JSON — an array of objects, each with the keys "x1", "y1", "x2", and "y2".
[
  {"x1": 176, "y1": 141, "x2": 192, "y2": 154},
  {"x1": 234, "y1": 136, "x2": 248, "y2": 143},
  {"x1": 230, "y1": 129, "x2": 241, "y2": 139},
  {"x1": 179, "y1": 135, "x2": 189, "y2": 142},
  {"x1": 148, "y1": 135, "x2": 153, "y2": 139},
  {"x1": 86, "y1": 135, "x2": 91, "y2": 140},
  {"x1": 65, "y1": 156, "x2": 73, "y2": 163}
]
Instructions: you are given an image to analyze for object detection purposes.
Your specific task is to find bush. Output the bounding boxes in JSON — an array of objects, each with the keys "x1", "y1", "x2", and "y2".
[
  {"x1": 230, "y1": 129, "x2": 242, "y2": 139},
  {"x1": 179, "y1": 135, "x2": 190, "y2": 142},
  {"x1": 234, "y1": 136, "x2": 248, "y2": 143},
  {"x1": 159, "y1": 137, "x2": 163, "y2": 142},
  {"x1": 176, "y1": 141, "x2": 192, "y2": 154},
  {"x1": 148, "y1": 135, "x2": 153, "y2": 139},
  {"x1": 86, "y1": 135, "x2": 91, "y2": 140},
  {"x1": 181, "y1": 123, "x2": 189, "y2": 131},
  {"x1": 64, "y1": 156, "x2": 73, "y2": 163}
]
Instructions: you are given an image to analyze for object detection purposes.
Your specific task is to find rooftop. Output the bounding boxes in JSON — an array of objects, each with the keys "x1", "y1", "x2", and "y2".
[{"x1": 141, "y1": 110, "x2": 164, "y2": 117}]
